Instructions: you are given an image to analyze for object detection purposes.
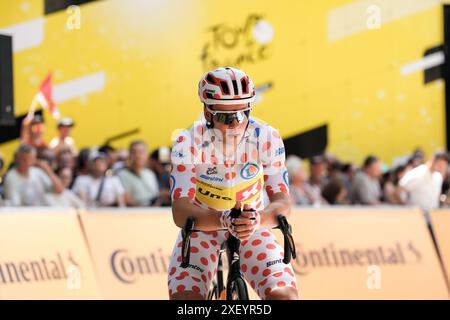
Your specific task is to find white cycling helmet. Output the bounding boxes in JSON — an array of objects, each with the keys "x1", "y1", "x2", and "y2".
[{"x1": 198, "y1": 67, "x2": 256, "y2": 105}]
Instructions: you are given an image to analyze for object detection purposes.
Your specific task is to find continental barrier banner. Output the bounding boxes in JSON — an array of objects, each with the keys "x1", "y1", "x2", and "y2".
[
  {"x1": 80, "y1": 207, "x2": 449, "y2": 299},
  {"x1": 0, "y1": 208, "x2": 100, "y2": 299},
  {"x1": 286, "y1": 207, "x2": 449, "y2": 299},
  {"x1": 79, "y1": 209, "x2": 180, "y2": 299},
  {"x1": 430, "y1": 210, "x2": 450, "y2": 290}
]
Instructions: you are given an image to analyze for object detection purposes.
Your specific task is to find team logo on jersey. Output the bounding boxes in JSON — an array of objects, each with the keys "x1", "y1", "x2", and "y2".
[
  {"x1": 236, "y1": 179, "x2": 262, "y2": 201},
  {"x1": 206, "y1": 167, "x2": 218, "y2": 175},
  {"x1": 240, "y1": 163, "x2": 260, "y2": 180}
]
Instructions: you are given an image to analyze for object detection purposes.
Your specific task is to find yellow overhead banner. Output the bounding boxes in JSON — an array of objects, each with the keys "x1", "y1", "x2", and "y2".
[{"x1": 0, "y1": 0, "x2": 445, "y2": 167}]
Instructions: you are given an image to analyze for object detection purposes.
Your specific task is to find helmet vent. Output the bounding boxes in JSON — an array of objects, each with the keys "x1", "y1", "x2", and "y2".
[
  {"x1": 232, "y1": 80, "x2": 238, "y2": 95},
  {"x1": 220, "y1": 81, "x2": 230, "y2": 95}
]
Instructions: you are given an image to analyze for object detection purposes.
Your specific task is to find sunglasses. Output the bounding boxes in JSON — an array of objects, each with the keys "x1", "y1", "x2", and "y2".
[{"x1": 205, "y1": 105, "x2": 252, "y2": 125}]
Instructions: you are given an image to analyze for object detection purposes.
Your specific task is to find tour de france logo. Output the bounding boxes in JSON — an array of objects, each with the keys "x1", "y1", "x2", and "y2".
[
  {"x1": 240, "y1": 163, "x2": 260, "y2": 180},
  {"x1": 201, "y1": 14, "x2": 274, "y2": 70}
]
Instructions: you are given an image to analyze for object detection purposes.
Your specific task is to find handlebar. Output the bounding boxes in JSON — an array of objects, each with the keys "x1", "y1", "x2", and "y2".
[{"x1": 180, "y1": 211, "x2": 296, "y2": 268}]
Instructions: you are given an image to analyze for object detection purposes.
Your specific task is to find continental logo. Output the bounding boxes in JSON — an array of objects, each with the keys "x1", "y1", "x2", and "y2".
[
  {"x1": 0, "y1": 251, "x2": 80, "y2": 285},
  {"x1": 291, "y1": 241, "x2": 422, "y2": 276},
  {"x1": 111, "y1": 248, "x2": 173, "y2": 284}
]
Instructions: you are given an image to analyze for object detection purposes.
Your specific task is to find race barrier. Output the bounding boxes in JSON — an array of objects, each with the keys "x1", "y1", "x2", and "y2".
[
  {"x1": 0, "y1": 208, "x2": 101, "y2": 299},
  {"x1": 0, "y1": 207, "x2": 449, "y2": 299},
  {"x1": 78, "y1": 209, "x2": 179, "y2": 299},
  {"x1": 285, "y1": 207, "x2": 448, "y2": 299},
  {"x1": 430, "y1": 210, "x2": 450, "y2": 291}
]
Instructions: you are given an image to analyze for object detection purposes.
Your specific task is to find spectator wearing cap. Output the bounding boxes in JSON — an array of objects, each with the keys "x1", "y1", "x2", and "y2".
[
  {"x1": 72, "y1": 150, "x2": 125, "y2": 207},
  {"x1": 117, "y1": 141, "x2": 160, "y2": 206},
  {"x1": 148, "y1": 146, "x2": 172, "y2": 206},
  {"x1": 350, "y1": 155, "x2": 382, "y2": 205},
  {"x1": 49, "y1": 117, "x2": 78, "y2": 155},
  {"x1": 20, "y1": 114, "x2": 48, "y2": 152},
  {"x1": 399, "y1": 151, "x2": 449, "y2": 209},
  {"x1": 3, "y1": 144, "x2": 63, "y2": 206},
  {"x1": 286, "y1": 155, "x2": 318, "y2": 205}
]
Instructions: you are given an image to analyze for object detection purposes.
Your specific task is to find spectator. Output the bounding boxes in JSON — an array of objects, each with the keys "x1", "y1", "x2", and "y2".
[
  {"x1": 20, "y1": 114, "x2": 48, "y2": 153},
  {"x1": 341, "y1": 162, "x2": 357, "y2": 200},
  {"x1": 99, "y1": 145, "x2": 118, "y2": 170},
  {"x1": 308, "y1": 155, "x2": 327, "y2": 203},
  {"x1": 3, "y1": 144, "x2": 63, "y2": 206},
  {"x1": 322, "y1": 179, "x2": 348, "y2": 205},
  {"x1": 399, "y1": 151, "x2": 449, "y2": 209},
  {"x1": 72, "y1": 151, "x2": 125, "y2": 207},
  {"x1": 407, "y1": 154, "x2": 424, "y2": 169},
  {"x1": 57, "y1": 148, "x2": 76, "y2": 172},
  {"x1": 117, "y1": 141, "x2": 160, "y2": 206},
  {"x1": 75, "y1": 148, "x2": 90, "y2": 176},
  {"x1": 286, "y1": 155, "x2": 318, "y2": 205},
  {"x1": 45, "y1": 167, "x2": 85, "y2": 208},
  {"x1": 383, "y1": 165, "x2": 408, "y2": 205},
  {"x1": 328, "y1": 160, "x2": 344, "y2": 183},
  {"x1": 37, "y1": 148, "x2": 58, "y2": 172},
  {"x1": 112, "y1": 149, "x2": 128, "y2": 172},
  {"x1": 350, "y1": 155, "x2": 382, "y2": 205},
  {"x1": 149, "y1": 147, "x2": 172, "y2": 206},
  {"x1": 49, "y1": 117, "x2": 78, "y2": 155}
]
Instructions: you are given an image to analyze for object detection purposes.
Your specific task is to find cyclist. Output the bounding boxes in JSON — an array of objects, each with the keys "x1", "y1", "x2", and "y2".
[{"x1": 168, "y1": 67, "x2": 298, "y2": 300}]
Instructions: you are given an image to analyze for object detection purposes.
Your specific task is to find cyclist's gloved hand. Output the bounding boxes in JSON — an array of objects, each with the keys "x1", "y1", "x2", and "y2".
[
  {"x1": 233, "y1": 204, "x2": 261, "y2": 241},
  {"x1": 219, "y1": 209, "x2": 239, "y2": 237}
]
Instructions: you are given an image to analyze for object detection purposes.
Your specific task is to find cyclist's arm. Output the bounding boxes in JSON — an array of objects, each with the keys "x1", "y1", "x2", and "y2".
[
  {"x1": 257, "y1": 125, "x2": 291, "y2": 228},
  {"x1": 170, "y1": 129, "x2": 223, "y2": 230},
  {"x1": 172, "y1": 197, "x2": 222, "y2": 230},
  {"x1": 259, "y1": 192, "x2": 291, "y2": 228}
]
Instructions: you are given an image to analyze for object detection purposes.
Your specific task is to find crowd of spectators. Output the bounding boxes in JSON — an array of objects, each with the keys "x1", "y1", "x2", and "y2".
[
  {"x1": 0, "y1": 115, "x2": 449, "y2": 211},
  {"x1": 0, "y1": 116, "x2": 171, "y2": 208},
  {"x1": 286, "y1": 148, "x2": 450, "y2": 210}
]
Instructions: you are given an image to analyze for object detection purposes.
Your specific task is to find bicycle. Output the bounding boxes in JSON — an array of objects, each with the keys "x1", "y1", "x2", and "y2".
[{"x1": 180, "y1": 207, "x2": 296, "y2": 300}]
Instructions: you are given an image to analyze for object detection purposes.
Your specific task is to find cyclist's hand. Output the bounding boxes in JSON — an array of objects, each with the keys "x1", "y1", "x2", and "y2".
[
  {"x1": 234, "y1": 204, "x2": 261, "y2": 241},
  {"x1": 219, "y1": 209, "x2": 239, "y2": 238}
]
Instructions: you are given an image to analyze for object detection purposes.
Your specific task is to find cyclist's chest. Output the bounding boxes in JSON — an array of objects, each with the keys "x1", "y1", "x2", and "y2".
[{"x1": 194, "y1": 162, "x2": 264, "y2": 209}]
